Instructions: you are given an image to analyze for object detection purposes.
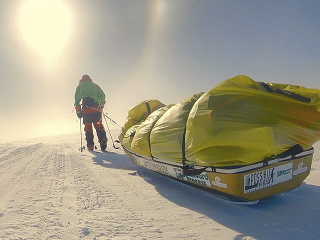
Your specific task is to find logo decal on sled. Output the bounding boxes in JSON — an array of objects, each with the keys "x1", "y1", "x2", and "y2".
[
  {"x1": 293, "y1": 162, "x2": 308, "y2": 176},
  {"x1": 133, "y1": 155, "x2": 170, "y2": 175},
  {"x1": 169, "y1": 168, "x2": 211, "y2": 187},
  {"x1": 244, "y1": 163, "x2": 293, "y2": 194},
  {"x1": 212, "y1": 176, "x2": 228, "y2": 189}
]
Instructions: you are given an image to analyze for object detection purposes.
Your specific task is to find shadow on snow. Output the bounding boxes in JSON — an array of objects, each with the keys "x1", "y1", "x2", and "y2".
[{"x1": 90, "y1": 149, "x2": 320, "y2": 240}]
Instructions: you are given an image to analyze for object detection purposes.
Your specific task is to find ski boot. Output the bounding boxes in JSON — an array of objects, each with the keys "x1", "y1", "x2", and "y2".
[
  {"x1": 97, "y1": 129, "x2": 107, "y2": 151},
  {"x1": 100, "y1": 139, "x2": 107, "y2": 152},
  {"x1": 85, "y1": 132, "x2": 95, "y2": 151},
  {"x1": 87, "y1": 145, "x2": 94, "y2": 151}
]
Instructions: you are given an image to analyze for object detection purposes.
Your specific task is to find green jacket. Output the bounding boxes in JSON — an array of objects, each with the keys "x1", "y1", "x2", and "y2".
[{"x1": 74, "y1": 80, "x2": 105, "y2": 107}]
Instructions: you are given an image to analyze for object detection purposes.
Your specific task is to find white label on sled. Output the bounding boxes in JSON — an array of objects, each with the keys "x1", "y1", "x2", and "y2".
[
  {"x1": 244, "y1": 163, "x2": 293, "y2": 194},
  {"x1": 132, "y1": 155, "x2": 170, "y2": 176}
]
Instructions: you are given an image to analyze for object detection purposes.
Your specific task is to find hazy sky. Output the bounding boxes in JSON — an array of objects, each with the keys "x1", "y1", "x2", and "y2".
[{"x1": 1, "y1": 0, "x2": 320, "y2": 143}]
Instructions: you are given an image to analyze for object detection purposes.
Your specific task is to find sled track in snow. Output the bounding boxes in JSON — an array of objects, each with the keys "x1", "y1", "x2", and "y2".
[
  {"x1": 0, "y1": 139, "x2": 319, "y2": 240},
  {"x1": 0, "y1": 143, "x2": 194, "y2": 239}
]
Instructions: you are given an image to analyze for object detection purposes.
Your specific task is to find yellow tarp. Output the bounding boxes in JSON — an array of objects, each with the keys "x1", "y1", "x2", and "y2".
[
  {"x1": 150, "y1": 93, "x2": 204, "y2": 161},
  {"x1": 120, "y1": 75, "x2": 320, "y2": 167},
  {"x1": 119, "y1": 100, "x2": 165, "y2": 142},
  {"x1": 131, "y1": 106, "x2": 170, "y2": 156},
  {"x1": 121, "y1": 124, "x2": 141, "y2": 150}
]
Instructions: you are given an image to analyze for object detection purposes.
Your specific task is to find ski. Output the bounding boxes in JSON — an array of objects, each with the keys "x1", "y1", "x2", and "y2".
[{"x1": 204, "y1": 192, "x2": 259, "y2": 205}]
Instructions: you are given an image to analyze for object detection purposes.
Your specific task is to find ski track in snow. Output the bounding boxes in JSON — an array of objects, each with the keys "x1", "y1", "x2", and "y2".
[{"x1": 0, "y1": 132, "x2": 319, "y2": 240}]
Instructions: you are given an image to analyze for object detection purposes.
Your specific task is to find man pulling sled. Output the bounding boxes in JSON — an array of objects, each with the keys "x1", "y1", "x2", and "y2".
[{"x1": 74, "y1": 75, "x2": 107, "y2": 151}]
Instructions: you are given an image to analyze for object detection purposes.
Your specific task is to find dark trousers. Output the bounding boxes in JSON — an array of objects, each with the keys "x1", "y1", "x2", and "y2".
[
  {"x1": 81, "y1": 98, "x2": 107, "y2": 148},
  {"x1": 83, "y1": 113, "x2": 107, "y2": 147}
]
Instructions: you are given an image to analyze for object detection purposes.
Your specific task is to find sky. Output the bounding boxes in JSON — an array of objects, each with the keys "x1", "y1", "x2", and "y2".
[{"x1": 1, "y1": 0, "x2": 320, "y2": 143}]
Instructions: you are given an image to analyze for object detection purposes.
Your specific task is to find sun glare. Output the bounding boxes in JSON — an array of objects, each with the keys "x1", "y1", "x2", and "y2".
[{"x1": 19, "y1": 0, "x2": 72, "y2": 59}]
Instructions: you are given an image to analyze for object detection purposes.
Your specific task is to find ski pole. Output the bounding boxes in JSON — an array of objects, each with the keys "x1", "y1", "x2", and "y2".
[
  {"x1": 102, "y1": 111, "x2": 120, "y2": 149},
  {"x1": 79, "y1": 120, "x2": 85, "y2": 151}
]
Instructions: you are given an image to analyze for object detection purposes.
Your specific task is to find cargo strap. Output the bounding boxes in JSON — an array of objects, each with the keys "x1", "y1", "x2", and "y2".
[
  {"x1": 182, "y1": 165, "x2": 207, "y2": 176},
  {"x1": 272, "y1": 144, "x2": 303, "y2": 159},
  {"x1": 145, "y1": 102, "x2": 151, "y2": 115},
  {"x1": 181, "y1": 127, "x2": 207, "y2": 176},
  {"x1": 260, "y1": 82, "x2": 311, "y2": 103},
  {"x1": 181, "y1": 127, "x2": 187, "y2": 166},
  {"x1": 144, "y1": 101, "x2": 153, "y2": 158}
]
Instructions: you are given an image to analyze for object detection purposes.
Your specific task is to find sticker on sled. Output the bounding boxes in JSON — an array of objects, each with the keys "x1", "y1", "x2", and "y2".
[{"x1": 244, "y1": 163, "x2": 293, "y2": 194}]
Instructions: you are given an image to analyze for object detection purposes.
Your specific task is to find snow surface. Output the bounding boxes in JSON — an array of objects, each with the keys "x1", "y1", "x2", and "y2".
[{"x1": 0, "y1": 130, "x2": 319, "y2": 240}]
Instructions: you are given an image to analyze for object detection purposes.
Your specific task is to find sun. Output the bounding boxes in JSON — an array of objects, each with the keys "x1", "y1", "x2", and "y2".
[{"x1": 19, "y1": 0, "x2": 72, "y2": 59}]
